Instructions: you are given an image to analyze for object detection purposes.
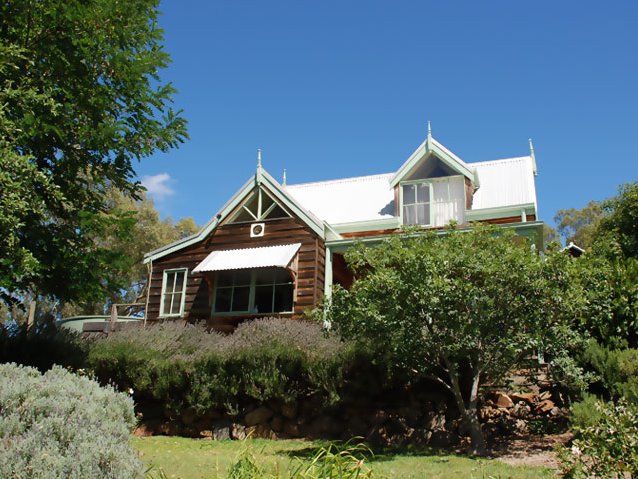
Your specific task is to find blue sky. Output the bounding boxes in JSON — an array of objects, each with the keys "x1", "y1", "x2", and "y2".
[{"x1": 138, "y1": 1, "x2": 638, "y2": 230}]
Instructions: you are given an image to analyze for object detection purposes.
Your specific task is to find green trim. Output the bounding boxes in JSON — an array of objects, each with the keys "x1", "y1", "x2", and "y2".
[
  {"x1": 159, "y1": 268, "x2": 188, "y2": 318},
  {"x1": 466, "y1": 203, "x2": 536, "y2": 221},
  {"x1": 390, "y1": 137, "x2": 478, "y2": 188},
  {"x1": 143, "y1": 168, "x2": 325, "y2": 263},
  {"x1": 325, "y1": 220, "x2": 545, "y2": 251},
  {"x1": 331, "y1": 217, "x2": 401, "y2": 234},
  {"x1": 324, "y1": 247, "x2": 333, "y2": 299}
]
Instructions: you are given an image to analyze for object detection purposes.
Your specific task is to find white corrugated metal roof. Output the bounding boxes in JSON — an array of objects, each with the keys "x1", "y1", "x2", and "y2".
[
  {"x1": 192, "y1": 243, "x2": 301, "y2": 273},
  {"x1": 286, "y1": 173, "x2": 395, "y2": 224},
  {"x1": 285, "y1": 155, "x2": 537, "y2": 224},
  {"x1": 471, "y1": 156, "x2": 537, "y2": 210}
]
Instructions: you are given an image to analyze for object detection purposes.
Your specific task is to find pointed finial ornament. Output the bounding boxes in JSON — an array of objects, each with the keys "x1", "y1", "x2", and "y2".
[
  {"x1": 427, "y1": 120, "x2": 432, "y2": 141},
  {"x1": 528, "y1": 138, "x2": 538, "y2": 176},
  {"x1": 282, "y1": 168, "x2": 287, "y2": 186},
  {"x1": 257, "y1": 148, "x2": 262, "y2": 169}
]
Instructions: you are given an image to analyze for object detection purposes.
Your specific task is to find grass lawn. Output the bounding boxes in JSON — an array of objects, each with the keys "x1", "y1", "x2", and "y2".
[{"x1": 133, "y1": 436, "x2": 558, "y2": 479}]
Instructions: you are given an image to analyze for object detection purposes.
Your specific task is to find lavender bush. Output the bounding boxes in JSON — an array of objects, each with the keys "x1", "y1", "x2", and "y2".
[{"x1": 0, "y1": 363, "x2": 142, "y2": 478}]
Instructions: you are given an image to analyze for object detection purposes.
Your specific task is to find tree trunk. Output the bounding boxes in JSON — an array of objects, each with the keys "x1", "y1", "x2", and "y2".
[{"x1": 445, "y1": 361, "x2": 487, "y2": 456}]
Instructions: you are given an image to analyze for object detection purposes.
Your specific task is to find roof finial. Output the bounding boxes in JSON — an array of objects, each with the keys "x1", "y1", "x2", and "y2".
[
  {"x1": 427, "y1": 120, "x2": 432, "y2": 141},
  {"x1": 528, "y1": 138, "x2": 537, "y2": 176},
  {"x1": 257, "y1": 148, "x2": 262, "y2": 169},
  {"x1": 282, "y1": 168, "x2": 287, "y2": 186}
]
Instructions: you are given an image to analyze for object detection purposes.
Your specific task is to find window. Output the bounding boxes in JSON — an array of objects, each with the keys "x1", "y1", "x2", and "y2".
[
  {"x1": 160, "y1": 269, "x2": 188, "y2": 317},
  {"x1": 213, "y1": 267, "x2": 294, "y2": 314},
  {"x1": 402, "y1": 182, "x2": 431, "y2": 226}
]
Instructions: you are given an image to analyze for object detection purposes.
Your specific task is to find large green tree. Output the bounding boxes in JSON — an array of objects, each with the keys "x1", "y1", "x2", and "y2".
[
  {"x1": 0, "y1": 0, "x2": 187, "y2": 307},
  {"x1": 554, "y1": 201, "x2": 603, "y2": 250},
  {"x1": 324, "y1": 228, "x2": 584, "y2": 455}
]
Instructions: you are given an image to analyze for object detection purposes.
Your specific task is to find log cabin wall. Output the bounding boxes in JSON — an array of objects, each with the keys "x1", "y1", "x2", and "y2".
[{"x1": 146, "y1": 217, "x2": 325, "y2": 330}]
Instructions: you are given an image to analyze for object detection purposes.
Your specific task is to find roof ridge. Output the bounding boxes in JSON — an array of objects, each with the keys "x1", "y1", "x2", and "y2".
[
  {"x1": 286, "y1": 172, "x2": 393, "y2": 188},
  {"x1": 470, "y1": 155, "x2": 532, "y2": 166}
]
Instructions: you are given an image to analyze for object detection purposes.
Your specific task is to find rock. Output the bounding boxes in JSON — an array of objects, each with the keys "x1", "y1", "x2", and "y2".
[
  {"x1": 283, "y1": 420, "x2": 301, "y2": 437},
  {"x1": 159, "y1": 421, "x2": 182, "y2": 436},
  {"x1": 247, "y1": 424, "x2": 276, "y2": 439},
  {"x1": 514, "y1": 419, "x2": 528, "y2": 434},
  {"x1": 509, "y1": 392, "x2": 538, "y2": 405},
  {"x1": 200, "y1": 429, "x2": 213, "y2": 439},
  {"x1": 536, "y1": 399, "x2": 555, "y2": 414},
  {"x1": 539, "y1": 391, "x2": 552, "y2": 401},
  {"x1": 550, "y1": 407, "x2": 562, "y2": 417},
  {"x1": 423, "y1": 411, "x2": 445, "y2": 430},
  {"x1": 245, "y1": 406, "x2": 273, "y2": 427},
  {"x1": 181, "y1": 407, "x2": 198, "y2": 426},
  {"x1": 212, "y1": 424, "x2": 230, "y2": 441},
  {"x1": 494, "y1": 392, "x2": 514, "y2": 408},
  {"x1": 270, "y1": 415, "x2": 283, "y2": 433},
  {"x1": 231, "y1": 423, "x2": 246, "y2": 440},
  {"x1": 281, "y1": 402, "x2": 298, "y2": 419}
]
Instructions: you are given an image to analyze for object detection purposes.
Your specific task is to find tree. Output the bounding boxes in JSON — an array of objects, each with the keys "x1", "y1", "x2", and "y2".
[
  {"x1": 324, "y1": 227, "x2": 582, "y2": 455},
  {"x1": 554, "y1": 201, "x2": 603, "y2": 249},
  {"x1": 0, "y1": 0, "x2": 187, "y2": 308},
  {"x1": 598, "y1": 182, "x2": 638, "y2": 259}
]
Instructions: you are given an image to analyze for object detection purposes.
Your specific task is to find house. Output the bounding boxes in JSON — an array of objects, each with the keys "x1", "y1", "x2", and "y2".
[{"x1": 143, "y1": 128, "x2": 543, "y2": 331}]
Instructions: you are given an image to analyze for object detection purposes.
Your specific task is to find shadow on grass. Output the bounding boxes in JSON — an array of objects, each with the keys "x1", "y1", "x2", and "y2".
[{"x1": 276, "y1": 440, "x2": 477, "y2": 464}]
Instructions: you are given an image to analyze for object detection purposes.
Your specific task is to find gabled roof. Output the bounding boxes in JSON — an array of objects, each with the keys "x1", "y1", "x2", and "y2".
[
  {"x1": 471, "y1": 156, "x2": 537, "y2": 211},
  {"x1": 389, "y1": 134, "x2": 480, "y2": 188},
  {"x1": 286, "y1": 173, "x2": 395, "y2": 224},
  {"x1": 143, "y1": 166, "x2": 325, "y2": 263}
]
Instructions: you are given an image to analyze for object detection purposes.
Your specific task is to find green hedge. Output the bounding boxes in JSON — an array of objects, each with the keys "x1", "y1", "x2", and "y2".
[{"x1": 87, "y1": 318, "x2": 368, "y2": 418}]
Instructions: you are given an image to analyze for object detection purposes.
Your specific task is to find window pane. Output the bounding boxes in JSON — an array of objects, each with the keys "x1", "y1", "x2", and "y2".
[
  {"x1": 162, "y1": 293, "x2": 172, "y2": 315},
  {"x1": 234, "y1": 269, "x2": 252, "y2": 286},
  {"x1": 164, "y1": 272, "x2": 176, "y2": 292},
  {"x1": 273, "y1": 268, "x2": 292, "y2": 284},
  {"x1": 217, "y1": 271, "x2": 234, "y2": 287},
  {"x1": 402, "y1": 184, "x2": 415, "y2": 204},
  {"x1": 417, "y1": 204, "x2": 430, "y2": 225},
  {"x1": 417, "y1": 183, "x2": 430, "y2": 203},
  {"x1": 403, "y1": 204, "x2": 416, "y2": 225},
  {"x1": 214, "y1": 287, "x2": 232, "y2": 312},
  {"x1": 254, "y1": 285, "x2": 273, "y2": 313},
  {"x1": 171, "y1": 293, "x2": 183, "y2": 315},
  {"x1": 254, "y1": 268, "x2": 274, "y2": 285},
  {"x1": 174, "y1": 272, "x2": 185, "y2": 292},
  {"x1": 273, "y1": 284, "x2": 294, "y2": 312},
  {"x1": 232, "y1": 286, "x2": 250, "y2": 311}
]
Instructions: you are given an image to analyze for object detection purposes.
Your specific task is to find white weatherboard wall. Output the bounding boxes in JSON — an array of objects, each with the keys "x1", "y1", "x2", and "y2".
[{"x1": 430, "y1": 176, "x2": 466, "y2": 227}]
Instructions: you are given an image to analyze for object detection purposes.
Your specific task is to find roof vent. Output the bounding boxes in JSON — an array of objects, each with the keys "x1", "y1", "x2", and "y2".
[{"x1": 250, "y1": 223, "x2": 265, "y2": 238}]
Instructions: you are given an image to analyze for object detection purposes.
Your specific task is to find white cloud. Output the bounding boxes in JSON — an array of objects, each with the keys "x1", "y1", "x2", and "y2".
[{"x1": 141, "y1": 173, "x2": 175, "y2": 200}]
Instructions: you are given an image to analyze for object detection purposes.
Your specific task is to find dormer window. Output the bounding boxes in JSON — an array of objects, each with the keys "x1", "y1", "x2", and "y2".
[{"x1": 402, "y1": 182, "x2": 432, "y2": 226}]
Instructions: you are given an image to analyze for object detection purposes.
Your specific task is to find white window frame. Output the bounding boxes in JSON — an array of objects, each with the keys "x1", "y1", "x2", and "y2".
[
  {"x1": 399, "y1": 180, "x2": 434, "y2": 226},
  {"x1": 212, "y1": 268, "x2": 295, "y2": 316},
  {"x1": 159, "y1": 268, "x2": 188, "y2": 318}
]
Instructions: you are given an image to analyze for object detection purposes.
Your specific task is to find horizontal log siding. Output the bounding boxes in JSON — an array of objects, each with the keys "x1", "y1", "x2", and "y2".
[{"x1": 147, "y1": 217, "x2": 324, "y2": 327}]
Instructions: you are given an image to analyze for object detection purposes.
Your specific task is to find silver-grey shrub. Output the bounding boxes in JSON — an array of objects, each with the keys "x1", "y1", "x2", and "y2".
[{"x1": 0, "y1": 363, "x2": 142, "y2": 479}]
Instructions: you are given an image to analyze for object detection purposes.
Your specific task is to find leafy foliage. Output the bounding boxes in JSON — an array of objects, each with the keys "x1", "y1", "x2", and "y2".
[
  {"x1": 561, "y1": 398, "x2": 638, "y2": 478},
  {"x1": 322, "y1": 227, "x2": 585, "y2": 455},
  {"x1": 0, "y1": 0, "x2": 187, "y2": 307},
  {"x1": 579, "y1": 340, "x2": 638, "y2": 403},
  {"x1": 0, "y1": 362, "x2": 142, "y2": 478},
  {"x1": 88, "y1": 319, "x2": 353, "y2": 416},
  {"x1": 554, "y1": 201, "x2": 603, "y2": 249}
]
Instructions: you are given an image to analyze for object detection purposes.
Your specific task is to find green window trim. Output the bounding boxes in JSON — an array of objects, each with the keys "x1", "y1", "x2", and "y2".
[
  {"x1": 400, "y1": 179, "x2": 433, "y2": 226},
  {"x1": 212, "y1": 267, "x2": 295, "y2": 316},
  {"x1": 159, "y1": 268, "x2": 188, "y2": 318}
]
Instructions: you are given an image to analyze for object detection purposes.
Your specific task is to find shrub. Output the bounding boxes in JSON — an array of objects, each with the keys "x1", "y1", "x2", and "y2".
[
  {"x1": 0, "y1": 362, "x2": 142, "y2": 478},
  {"x1": 87, "y1": 318, "x2": 354, "y2": 417},
  {"x1": 0, "y1": 320, "x2": 89, "y2": 371},
  {"x1": 580, "y1": 339, "x2": 638, "y2": 403},
  {"x1": 561, "y1": 398, "x2": 638, "y2": 478}
]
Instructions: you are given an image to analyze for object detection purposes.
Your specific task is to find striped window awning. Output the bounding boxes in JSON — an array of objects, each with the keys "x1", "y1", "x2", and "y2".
[{"x1": 192, "y1": 243, "x2": 301, "y2": 273}]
